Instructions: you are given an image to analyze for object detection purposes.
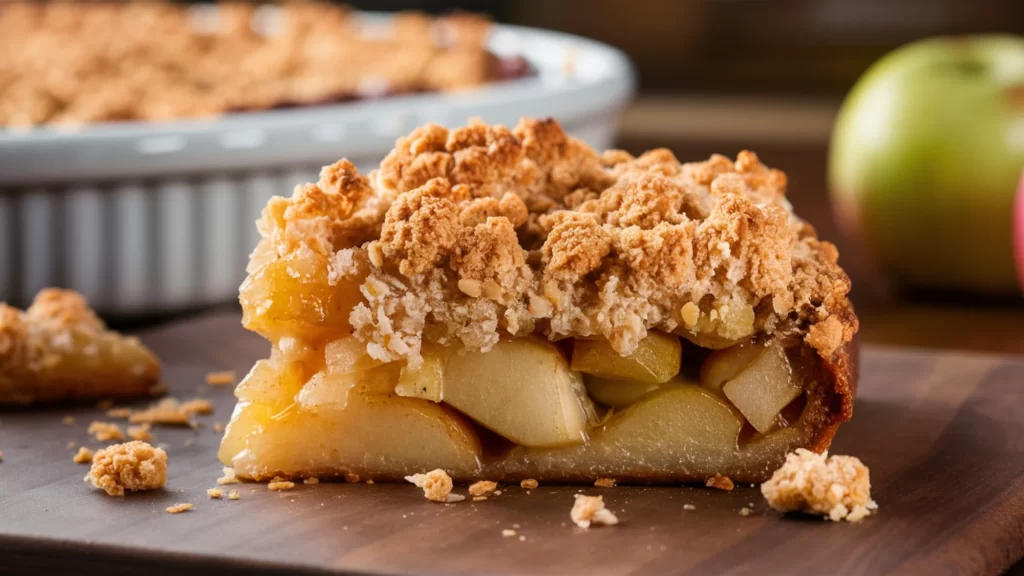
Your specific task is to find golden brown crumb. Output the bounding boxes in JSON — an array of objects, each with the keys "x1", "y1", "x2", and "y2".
[
  {"x1": 216, "y1": 466, "x2": 241, "y2": 485},
  {"x1": 683, "y1": 504, "x2": 696, "y2": 511},
  {"x1": 570, "y1": 494, "x2": 619, "y2": 529},
  {"x1": 212, "y1": 422, "x2": 225, "y2": 433},
  {"x1": 207, "y1": 488, "x2": 223, "y2": 499},
  {"x1": 366, "y1": 479, "x2": 375, "y2": 484},
  {"x1": 106, "y1": 407, "x2": 133, "y2": 419},
  {"x1": 502, "y1": 529, "x2": 517, "y2": 537},
  {"x1": 205, "y1": 371, "x2": 236, "y2": 386},
  {"x1": 345, "y1": 473, "x2": 360, "y2": 483},
  {"x1": 72, "y1": 446, "x2": 94, "y2": 464},
  {"x1": 405, "y1": 469, "x2": 454, "y2": 502},
  {"x1": 129, "y1": 397, "x2": 209, "y2": 426},
  {"x1": 739, "y1": 507, "x2": 753, "y2": 516},
  {"x1": 473, "y1": 496, "x2": 488, "y2": 502},
  {"x1": 228, "y1": 490, "x2": 240, "y2": 501},
  {"x1": 468, "y1": 480, "x2": 498, "y2": 497},
  {"x1": 85, "y1": 441, "x2": 167, "y2": 497},
  {"x1": 706, "y1": 473, "x2": 735, "y2": 491},
  {"x1": 304, "y1": 477, "x2": 320, "y2": 485},
  {"x1": 165, "y1": 503, "x2": 193, "y2": 514},
  {"x1": 63, "y1": 416, "x2": 75, "y2": 425},
  {"x1": 520, "y1": 479, "x2": 539, "y2": 489},
  {"x1": 87, "y1": 421, "x2": 125, "y2": 442},
  {"x1": 761, "y1": 449, "x2": 877, "y2": 522},
  {"x1": 594, "y1": 478, "x2": 616, "y2": 488},
  {"x1": 127, "y1": 423, "x2": 152, "y2": 442},
  {"x1": 268, "y1": 478, "x2": 295, "y2": 491}
]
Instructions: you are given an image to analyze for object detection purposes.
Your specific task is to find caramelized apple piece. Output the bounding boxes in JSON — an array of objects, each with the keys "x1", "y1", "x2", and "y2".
[
  {"x1": 235, "y1": 353, "x2": 308, "y2": 408},
  {"x1": 440, "y1": 338, "x2": 593, "y2": 448},
  {"x1": 240, "y1": 251, "x2": 365, "y2": 343},
  {"x1": 584, "y1": 376, "x2": 667, "y2": 408},
  {"x1": 676, "y1": 303, "x2": 756, "y2": 350},
  {"x1": 699, "y1": 340, "x2": 765, "y2": 392},
  {"x1": 395, "y1": 351, "x2": 446, "y2": 402},
  {"x1": 571, "y1": 332, "x2": 681, "y2": 384},
  {"x1": 719, "y1": 342, "x2": 802, "y2": 433}
]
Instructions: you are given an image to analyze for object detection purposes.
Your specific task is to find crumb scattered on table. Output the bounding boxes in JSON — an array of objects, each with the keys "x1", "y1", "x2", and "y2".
[
  {"x1": 212, "y1": 422, "x2": 225, "y2": 433},
  {"x1": 72, "y1": 446, "x2": 94, "y2": 464},
  {"x1": 180, "y1": 398, "x2": 214, "y2": 415},
  {"x1": 85, "y1": 441, "x2": 167, "y2": 497},
  {"x1": 206, "y1": 371, "x2": 236, "y2": 385},
  {"x1": 446, "y1": 494, "x2": 466, "y2": 502},
  {"x1": 493, "y1": 490, "x2": 502, "y2": 496},
  {"x1": 571, "y1": 494, "x2": 619, "y2": 529},
  {"x1": 106, "y1": 407, "x2": 133, "y2": 419},
  {"x1": 706, "y1": 473, "x2": 735, "y2": 491},
  {"x1": 520, "y1": 479, "x2": 539, "y2": 489},
  {"x1": 739, "y1": 507, "x2": 753, "y2": 516},
  {"x1": 683, "y1": 504, "x2": 696, "y2": 511},
  {"x1": 405, "y1": 469, "x2": 453, "y2": 502},
  {"x1": 165, "y1": 503, "x2": 193, "y2": 514},
  {"x1": 761, "y1": 448, "x2": 877, "y2": 523},
  {"x1": 67, "y1": 441, "x2": 77, "y2": 448},
  {"x1": 469, "y1": 480, "x2": 498, "y2": 497},
  {"x1": 216, "y1": 466, "x2": 241, "y2": 485},
  {"x1": 228, "y1": 489, "x2": 240, "y2": 500},
  {"x1": 345, "y1": 473, "x2": 360, "y2": 483},
  {"x1": 594, "y1": 478, "x2": 616, "y2": 488},
  {"x1": 87, "y1": 421, "x2": 124, "y2": 442},
  {"x1": 129, "y1": 397, "x2": 210, "y2": 426},
  {"x1": 268, "y1": 478, "x2": 295, "y2": 491},
  {"x1": 304, "y1": 477, "x2": 319, "y2": 485},
  {"x1": 63, "y1": 416, "x2": 76, "y2": 425},
  {"x1": 502, "y1": 529, "x2": 517, "y2": 537},
  {"x1": 96, "y1": 399, "x2": 113, "y2": 410},
  {"x1": 473, "y1": 496, "x2": 488, "y2": 501},
  {"x1": 207, "y1": 488, "x2": 223, "y2": 499},
  {"x1": 127, "y1": 423, "x2": 152, "y2": 441}
]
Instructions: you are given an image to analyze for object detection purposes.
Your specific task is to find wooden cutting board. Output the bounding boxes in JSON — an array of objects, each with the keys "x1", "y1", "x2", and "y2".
[{"x1": 2, "y1": 312, "x2": 1023, "y2": 576}]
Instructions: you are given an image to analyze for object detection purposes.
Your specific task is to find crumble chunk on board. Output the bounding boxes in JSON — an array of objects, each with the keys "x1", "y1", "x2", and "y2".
[
  {"x1": 243, "y1": 118, "x2": 856, "y2": 372},
  {"x1": 85, "y1": 441, "x2": 167, "y2": 497},
  {"x1": 570, "y1": 494, "x2": 619, "y2": 529},
  {"x1": 761, "y1": 449, "x2": 877, "y2": 522},
  {"x1": 405, "y1": 469, "x2": 458, "y2": 502}
]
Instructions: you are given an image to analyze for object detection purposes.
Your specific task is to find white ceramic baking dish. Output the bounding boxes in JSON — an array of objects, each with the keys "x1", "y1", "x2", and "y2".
[{"x1": 0, "y1": 15, "x2": 635, "y2": 315}]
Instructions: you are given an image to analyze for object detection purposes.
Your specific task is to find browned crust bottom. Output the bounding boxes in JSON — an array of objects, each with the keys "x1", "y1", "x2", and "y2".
[{"x1": 807, "y1": 339, "x2": 858, "y2": 453}]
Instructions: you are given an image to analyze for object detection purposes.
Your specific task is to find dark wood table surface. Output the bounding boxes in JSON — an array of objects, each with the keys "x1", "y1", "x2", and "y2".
[{"x1": 2, "y1": 312, "x2": 1024, "y2": 575}]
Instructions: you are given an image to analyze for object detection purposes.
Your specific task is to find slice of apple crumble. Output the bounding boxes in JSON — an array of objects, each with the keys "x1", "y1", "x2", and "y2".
[
  {"x1": 0, "y1": 289, "x2": 162, "y2": 405},
  {"x1": 220, "y1": 118, "x2": 858, "y2": 484}
]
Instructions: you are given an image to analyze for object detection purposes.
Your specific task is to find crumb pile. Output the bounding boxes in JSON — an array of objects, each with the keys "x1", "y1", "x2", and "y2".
[
  {"x1": 0, "y1": 2, "x2": 516, "y2": 128},
  {"x1": 249, "y1": 119, "x2": 856, "y2": 371},
  {"x1": 85, "y1": 441, "x2": 168, "y2": 497},
  {"x1": 761, "y1": 448, "x2": 877, "y2": 522}
]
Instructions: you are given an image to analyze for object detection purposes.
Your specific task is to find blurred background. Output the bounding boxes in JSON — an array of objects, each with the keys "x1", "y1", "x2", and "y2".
[{"x1": 1, "y1": 0, "x2": 1022, "y2": 354}]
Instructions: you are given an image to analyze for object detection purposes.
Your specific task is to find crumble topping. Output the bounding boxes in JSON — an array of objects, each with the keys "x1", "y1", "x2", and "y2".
[
  {"x1": 706, "y1": 473, "x2": 735, "y2": 491},
  {"x1": 0, "y1": 289, "x2": 161, "y2": 405},
  {"x1": 72, "y1": 446, "x2": 94, "y2": 464},
  {"x1": 0, "y1": 2, "x2": 513, "y2": 128},
  {"x1": 761, "y1": 449, "x2": 877, "y2": 522},
  {"x1": 165, "y1": 503, "x2": 194, "y2": 514},
  {"x1": 469, "y1": 480, "x2": 498, "y2": 496},
  {"x1": 570, "y1": 494, "x2": 619, "y2": 529},
  {"x1": 405, "y1": 469, "x2": 454, "y2": 502},
  {"x1": 85, "y1": 441, "x2": 167, "y2": 497},
  {"x1": 88, "y1": 421, "x2": 125, "y2": 442},
  {"x1": 248, "y1": 119, "x2": 856, "y2": 367}
]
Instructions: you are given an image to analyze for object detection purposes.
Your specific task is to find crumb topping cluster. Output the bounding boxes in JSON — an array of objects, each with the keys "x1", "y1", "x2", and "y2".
[
  {"x1": 761, "y1": 448, "x2": 877, "y2": 522},
  {"x1": 85, "y1": 440, "x2": 168, "y2": 497},
  {"x1": 570, "y1": 494, "x2": 619, "y2": 529},
  {"x1": 0, "y1": 2, "x2": 516, "y2": 128},
  {"x1": 250, "y1": 119, "x2": 856, "y2": 367}
]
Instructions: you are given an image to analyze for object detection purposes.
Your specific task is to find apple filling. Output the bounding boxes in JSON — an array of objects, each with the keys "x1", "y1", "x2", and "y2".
[{"x1": 220, "y1": 305, "x2": 838, "y2": 483}]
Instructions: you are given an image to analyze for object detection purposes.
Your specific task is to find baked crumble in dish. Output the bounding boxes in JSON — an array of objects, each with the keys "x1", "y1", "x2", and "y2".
[
  {"x1": 219, "y1": 118, "x2": 858, "y2": 484},
  {"x1": 0, "y1": 289, "x2": 162, "y2": 405},
  {"x1": 0, "y1": 2, "x2": 528, "y2": 128}
]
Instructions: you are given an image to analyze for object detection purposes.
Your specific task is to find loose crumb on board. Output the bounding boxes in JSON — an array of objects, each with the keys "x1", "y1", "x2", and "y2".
[
  {"x1": 761, "y1": 449, "x2": 877, "y2": 523},
  {"x1": 268, "y1": 478, "x2": 295, "y2": 491},
  {"x1": 63, "y1": 416, "x2": 76, "y2": 425},
  {"x1": 405, "y1": 469, "x2": 453, "y2": 502},
  {"x1": 216, "y1": 466, "x2": 241, "y2": 485},
  {"x1": 207, "y1": 488, "x2": 224, "y2": 499},
  {"x1": 571, "y1": 494, "x2": 619, "y2": 529},
  {"x1": 212, "y1": 423, "x2": 225, "y2": 433},
  {"x1": 72, "y1": 446, "x2": 94, "y2": 464},
  {"x1": 206, "y1": 371, "x2": 237, "y2": 385},
  {"x1": 166, "y1": 503, "x2": 194, "y2": 514},
  {"x1": 502, "y1": 529, "x2": 517, "y2": 537},
  {"x1": 683, "y1": 504, "x2": 696, "y2": 511},
  {"x1": 106, "y1": 407, "x2": 133, "y2": 419},
  {"x1": 304, "y1": 477, "x2": 320, "y2": 485},
  {"x1": 739, "y1": 507, "x2": 753, "y2": 516},
  {"x1": 87, "y1": 421, "x2": 125, "y2": 442},
  {"x1": 85, "y1": 441, "x2": 167, "y2": 497},
  {"x1": 228, "y1": 490, "x2": 240, "y2": 500},
  {"x1": 706, "y1": 473, "x2": 735, "y2": 491},
  {"x1": 345, "y1": 473, "x2": 360, "y2": 483},
  {"x1": 520, "y1": 479, "x2": 539, "y2": 489},
  {"x1": 594, "y1": 478, "x2": 616, "y2": 488},
  {"x1": 127, "y1": 423, "x2": 153, "y2": 442},
  {"x1": 469, "y1": 480, "x2": 498, "y2": 497}
]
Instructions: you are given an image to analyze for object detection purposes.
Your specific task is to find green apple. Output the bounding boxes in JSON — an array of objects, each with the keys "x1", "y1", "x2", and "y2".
[{"x1": 830, "y1": 36, "x2": 1024, "y2": 294}]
